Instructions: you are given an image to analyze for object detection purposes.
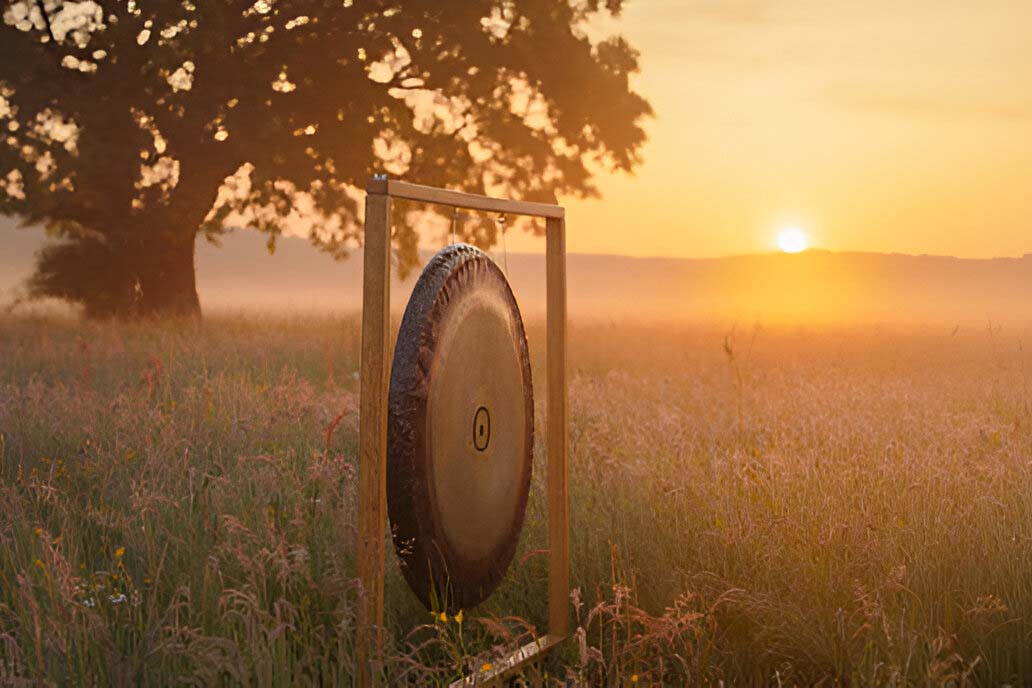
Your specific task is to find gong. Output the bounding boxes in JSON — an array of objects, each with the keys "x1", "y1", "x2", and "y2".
[{"x1": 387, "y1": 243, "x2": 533, "y2": 611}]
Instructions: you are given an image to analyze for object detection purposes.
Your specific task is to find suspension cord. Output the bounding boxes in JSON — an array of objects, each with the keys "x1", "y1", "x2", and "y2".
[{"x1": 497, "y1": 214, "x2": 509, "y2": 276}]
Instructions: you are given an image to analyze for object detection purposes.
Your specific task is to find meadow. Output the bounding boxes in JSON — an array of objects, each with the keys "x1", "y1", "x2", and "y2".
[{"x1": 1, "y1": 314, "x2": 1031, "y2": 686}]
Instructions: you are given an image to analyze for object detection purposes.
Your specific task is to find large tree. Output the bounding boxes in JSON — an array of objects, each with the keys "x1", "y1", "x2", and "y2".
[{"x1": 0, "y1": 0, "x2": 650, "y2": 317}]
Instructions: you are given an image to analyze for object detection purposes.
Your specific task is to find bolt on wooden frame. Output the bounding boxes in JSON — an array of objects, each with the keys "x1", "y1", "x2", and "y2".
[{"x1": 357, "y1": 178, "x2": 569, "y2": 687}]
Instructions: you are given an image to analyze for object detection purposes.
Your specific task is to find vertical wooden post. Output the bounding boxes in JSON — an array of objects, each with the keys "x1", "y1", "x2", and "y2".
[
  {"x1": 357, "y1": 191, "x2": 392, "y2": 687},
  {"x1": 545, "y1": 216, "x2": 569, "y2": 638}
]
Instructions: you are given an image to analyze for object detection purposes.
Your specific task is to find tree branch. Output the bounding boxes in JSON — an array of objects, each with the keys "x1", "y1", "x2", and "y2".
[{"x1": 34, "y1": 0, "x2": 57, "y2": 45}]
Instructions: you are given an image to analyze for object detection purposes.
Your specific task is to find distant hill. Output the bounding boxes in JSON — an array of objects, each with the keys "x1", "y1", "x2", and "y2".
[{"x1": 3, "y1": 221, "x2": 1031, "y2": 324}]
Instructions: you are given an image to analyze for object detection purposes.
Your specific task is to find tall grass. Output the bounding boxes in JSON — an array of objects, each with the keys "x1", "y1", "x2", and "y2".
[{"x1": 1, "y1": 315, "x2": 1030, "y2": 685}]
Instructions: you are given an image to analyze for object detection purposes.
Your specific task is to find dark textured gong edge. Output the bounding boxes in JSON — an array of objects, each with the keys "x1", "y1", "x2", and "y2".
[{"x1": 387, "y1": 244, "x2": 534, "y2": 612}]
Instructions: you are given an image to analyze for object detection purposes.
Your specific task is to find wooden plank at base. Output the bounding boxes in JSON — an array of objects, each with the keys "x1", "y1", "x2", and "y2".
[
  {"x1": 448, "y1": 634, "x2": 564, "y2": 688},
  {"x1": 366, "y1": 178, "x2": 565, "y2": 219}
]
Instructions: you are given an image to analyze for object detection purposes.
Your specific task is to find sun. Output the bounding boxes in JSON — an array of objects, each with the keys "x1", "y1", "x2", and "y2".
[{"x1": 777, "y1": 227, "x2": 809, "y2": 254}]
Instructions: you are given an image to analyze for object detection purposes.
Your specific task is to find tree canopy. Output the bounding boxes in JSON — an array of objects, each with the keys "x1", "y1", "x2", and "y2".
[{"x1": 0, "y1": 0, "x2": 650, "y2": 317}]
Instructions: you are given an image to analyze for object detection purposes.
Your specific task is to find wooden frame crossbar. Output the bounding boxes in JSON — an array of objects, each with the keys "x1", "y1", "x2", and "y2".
[
  {"x1": 365, "y1": 178, "x2": 566, "y2": 220},
  {"x1": 357, "y1": 178, "x2": 569, "y2": 687}
]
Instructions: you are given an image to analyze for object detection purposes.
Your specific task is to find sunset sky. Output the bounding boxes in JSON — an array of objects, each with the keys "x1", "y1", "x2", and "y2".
[
  {"x1": 505, "y1": 1, "x2": 1032, "y2": 259},
  {"x1": 3, "y1": 2, "x2": 1030, "y2": 269}
]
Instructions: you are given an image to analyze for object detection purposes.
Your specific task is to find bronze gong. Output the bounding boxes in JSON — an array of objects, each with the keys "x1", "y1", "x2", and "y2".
[{"x1": 387, "y1": 244, "x2": 534, "y2": 611}]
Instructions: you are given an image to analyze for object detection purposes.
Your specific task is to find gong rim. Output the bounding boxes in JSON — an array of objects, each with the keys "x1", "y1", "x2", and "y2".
[{"x1": 387, "y1": 243, "x2": 534, "y2": 612}]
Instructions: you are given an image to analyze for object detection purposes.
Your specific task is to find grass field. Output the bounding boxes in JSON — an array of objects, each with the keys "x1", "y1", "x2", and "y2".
[{"x1": 1, "y1": 314, "x2": 1031, "y2": 685}]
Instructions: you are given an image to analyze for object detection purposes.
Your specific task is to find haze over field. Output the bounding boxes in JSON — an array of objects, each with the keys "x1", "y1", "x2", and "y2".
[
  {"x1": 196, "y1": 238, "x2": 1032, "y2": 325},
  {"x1": 5, "y1": 223, "x2": 1030, "y2": 325}
]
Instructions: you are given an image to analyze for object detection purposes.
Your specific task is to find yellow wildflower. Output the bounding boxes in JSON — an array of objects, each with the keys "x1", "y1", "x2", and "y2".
[
  {"x1": 115, "y1": 547, "x2": 125, "y2": 558},
  {"x1": 33, "y1": 527, "x2": 42, "y2": 537},
  {"x1": 454, "y1": 609, "x2": 463, "y2": 625},
  {"x1": 34, "y1": 558, "x2": 45, "y2": 571},
  {"x1": 480, "y1": 663, "x2": 493, "y2": 672},
  {"x1": 631, "y1": 674, "x2": 639, "y2": 684},
  {"x1": 437, "y1": 611, "x2": 448, "y2": 623}
]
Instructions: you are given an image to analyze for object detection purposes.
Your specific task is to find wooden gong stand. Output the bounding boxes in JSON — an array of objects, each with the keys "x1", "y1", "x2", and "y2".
[{"x1": 357, "y1": 178, "x2": 569, "y2": 687}]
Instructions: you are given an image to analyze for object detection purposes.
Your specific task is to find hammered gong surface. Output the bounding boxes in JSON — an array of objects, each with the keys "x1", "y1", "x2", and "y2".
[{"x1": 388, "y1": 244, "x2": 533, "y2": 611}]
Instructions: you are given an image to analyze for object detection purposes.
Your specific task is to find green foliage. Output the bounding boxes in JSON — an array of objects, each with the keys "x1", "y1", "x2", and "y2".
[{"x1": 0, "y1": 1, "x2": 650, "y2": 316}]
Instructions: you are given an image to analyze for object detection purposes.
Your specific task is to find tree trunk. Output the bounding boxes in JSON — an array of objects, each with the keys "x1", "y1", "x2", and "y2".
[{"x1": 134, "y1": 233, "x2": 201, "y2": 318}]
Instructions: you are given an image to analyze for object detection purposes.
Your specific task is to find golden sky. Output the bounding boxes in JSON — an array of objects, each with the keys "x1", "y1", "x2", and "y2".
[{"x1": 507, "y1": 1, "x2": 1032, "y2": 259}]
